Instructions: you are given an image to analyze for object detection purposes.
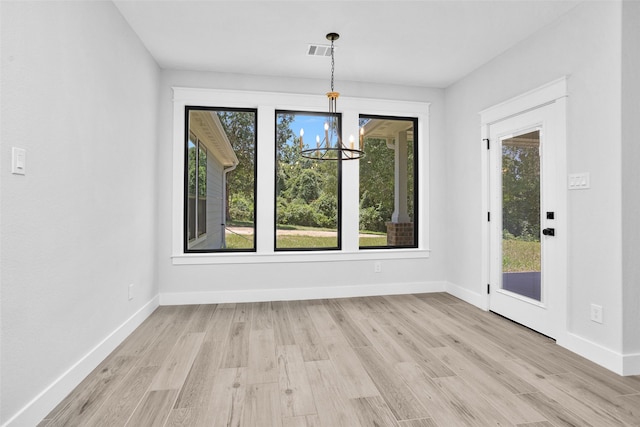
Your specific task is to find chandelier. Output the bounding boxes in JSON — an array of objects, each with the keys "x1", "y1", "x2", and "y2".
[{"x1": 300, "y1": 33, "x2": 365, "y2": 161}]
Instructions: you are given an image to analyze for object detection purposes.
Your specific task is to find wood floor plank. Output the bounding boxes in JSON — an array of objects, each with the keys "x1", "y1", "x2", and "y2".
[
  {"x1": 324, "y1": 336, "x2": 380, "y2": 399},
  {"x1": 379, "y1": 297, "x2": 448, "y2": 349},
  {"x1": 205, "y1": 367, "x2": 248, "y2": 427},
  {"x1": 433, "y1": 314, "x2": 517, "y2": 362},
  {"x1": 543, "y1": 371, "x2": 640, "y2": 425},
  {"x1": 464, "y1": 307, "x2": 554, "y2": 349},
  {"x1": 375, "y1": 311, "x2": 455, "y2": 378},
  {"x1": 343, "y1": 296, "x2": 387, "y2": 320},
  {"x1": 304, "y1": 360, "x2": 364, "y2": 427},
  {"x1": 277, "y1": 345, "x2": 317, "y2": 417},
  {"x1": 395, "y1": 362, "x2": 477, "y2": 427},
  {"x1": 530, "y1": 343, "x2": 640, "y2": 394},
  {"x1": 173, "y1": 339, "x2": 224, "y2": 409},
  {"x1": 46, "y1": 355, "x2": 135, "y2": 427},
  {"x1": 612, "y1": 393, "x2": 640, "y2": 422},
  {"x1": 282, "y1": 416, "x2": 307, "y2": 427},
  {"x1": 418, "y1": 292, "x2": 462, "y2": 305},
  {"x1": 282, "y1": 415, "x2": 321, "y2": 427},
  {"x1": 114, "y1": 306, "x2": 176, "y2": 358},
  {"x1": 138, "y1": 305, "x2": 200, "y2": 367},
  {"x1": 286, "y1": 300, "x2": 329, "y2": 361},
  {"x1": 515, "y1": 392, "x2": 596, "y2": 427},
  {"x1": 305, "y1": 304, "x2": 380, "y2": 398},
  {"x1": 356, "y1": 317, "x2": 415, "y2": 364},
  {"x1": 149, "y1": 332, "x2": 204, "y2": 391},
  {"x1": 429, "y1": 375, "x2": 515, "y2": 426},
  {"x1": 165, "y1": 407, "x2": 210, "y2": 427},
  {"x1": 350, "y1": 395, "x2": 401, "y2": 427},
  {"x1": 438, "y1": 333, "x2": 536, "y2": 394},
  {"x1": 232, "y1": 302, "x2": 253, "y2": 323},
  {"x1": 503, "y1": 358, "x2": 627, "y2": 426},
  {"x1": 272, "y1": 301, "x2": 297, "y2": 346},
  {"x1": 396, "y1": 294, "x2": 450, "y2": 321},
  {"x1": 324, "y1": 299, "x2": 372, "y2": 347},
  {"x1": 242, "y1": 382, "x2": 282, "y2": 427},
  {"x1": 384, "y1": 294, "x2": 447, "y2": 321},
  {"x1": 85, "y1": 366, "x2": 159, "y2": 427},
  {"x1": 248, "y1": 328, "x2": 278, "y2": 384},
  {"x1": 223, "y1": 322, "x2": 250, "y2": 368},
  {"x1": 251, "y1": 301, "x2": 273, "y2": 330},
  {"x1": 398, "y1": 419, "x2": 439, "y2": 427},
  {"x1": 515, "y1": 422, "x2": 555, "y2": 427},
  {"x1": 184, "y1": 304, "x2": 217, "y2": 333},
  {"x1": 429, "y1": 345, "x2": 546, "y2": 424},
  {"x1": 125, "y1": 389, "x2": 177, "y2": 427},
  {"x1": 204, "y1": 306, "x2": 235, "y2": 342},
  {"x1": 397, "y1": 362, "x2": 514, "y2": 427},
  {"x1": 305, "y1": 303, "x2": 343, "y2": 339},
  {"x1": 355, "y1": 347, "x2": 430, "y2": 421},
  {"x1": 333, "y1": 297, "x2": 370, "y2": 322}
]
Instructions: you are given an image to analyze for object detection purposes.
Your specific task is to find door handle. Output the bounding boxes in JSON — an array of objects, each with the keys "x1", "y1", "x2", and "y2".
[{"x1": 542, "y1": 228, "x2": 555, "y2": 236}]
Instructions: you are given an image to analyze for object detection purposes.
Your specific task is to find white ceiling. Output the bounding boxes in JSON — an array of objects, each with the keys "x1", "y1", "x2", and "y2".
[{"x1": 114, "y1": 0, "x2": 581, "y2": 89}]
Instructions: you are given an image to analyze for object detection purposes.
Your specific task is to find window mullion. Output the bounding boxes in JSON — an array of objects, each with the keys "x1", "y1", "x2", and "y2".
[
  {"x1": 256, "y1": 106, "x2": 275, "y2": 253},
  {"x1": 341, "y1": 109, "x2": 360, "y2": 252}
]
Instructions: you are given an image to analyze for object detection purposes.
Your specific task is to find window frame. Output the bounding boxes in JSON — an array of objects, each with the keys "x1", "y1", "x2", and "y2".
[
  {"x1": 172, "y1": 87, "x2": 430, "y2": 265},
  {"x1": 274, "y1": 109, "x2": 343, "y2": 252},
  {"x1": 183, "y1": 105, "x2": 258, "y2": 253},
  {"x1": 358, "y1": 114, "x2": 419, "y2": 250}
]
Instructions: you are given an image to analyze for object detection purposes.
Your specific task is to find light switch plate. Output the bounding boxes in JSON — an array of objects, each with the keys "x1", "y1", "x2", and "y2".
[
  {"x1": 12, "y1": 147, "x2": 26, "y2": 175},
  {"x1": 568, "y1": 172, "x2": 590, "y2": 190}
]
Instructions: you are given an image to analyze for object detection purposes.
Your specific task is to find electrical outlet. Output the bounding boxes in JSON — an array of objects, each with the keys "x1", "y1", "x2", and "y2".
[
  {"x1": 590, "y1": 304, "x2": 603, "y2": 324},
  {"x1": 128, "y1": 283, "x2": 134, "y2": 301},
  {"x1": 374, "y1": 261, "x2": 382, "y2": 273}
]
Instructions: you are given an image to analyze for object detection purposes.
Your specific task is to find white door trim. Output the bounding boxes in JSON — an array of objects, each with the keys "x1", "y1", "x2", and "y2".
[
  {"x1": 480, "y1": 77, "x2": 568, "y2": 126},
  {"x1": 480, "y1": 77, "x2": 568, "y2": 340}
]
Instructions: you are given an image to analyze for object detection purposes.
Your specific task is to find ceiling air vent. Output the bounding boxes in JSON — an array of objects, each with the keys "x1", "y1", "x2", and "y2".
[{"x1": 307, "y1": 44, "x2": 332, "y2": 57}]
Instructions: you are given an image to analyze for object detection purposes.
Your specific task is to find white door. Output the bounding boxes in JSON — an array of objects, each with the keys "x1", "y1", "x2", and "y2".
[{"x1": 487, "y1": 101, "x2": 566, "y2": 339}]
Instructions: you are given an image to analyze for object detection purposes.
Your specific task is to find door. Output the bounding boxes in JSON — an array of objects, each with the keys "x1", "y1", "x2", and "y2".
[{"x1": 488, "y1": 102, "x2": 565, "y2": 339}]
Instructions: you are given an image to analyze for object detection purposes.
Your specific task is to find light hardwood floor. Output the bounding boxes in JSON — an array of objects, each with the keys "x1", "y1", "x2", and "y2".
[{"x1": 40, "y1": 293, "x2": 640, "y2": 426}]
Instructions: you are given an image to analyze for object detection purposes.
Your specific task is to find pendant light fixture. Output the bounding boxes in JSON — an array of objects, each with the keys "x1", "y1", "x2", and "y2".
[{"x1": 300, "y1": 33, "x2": 365, "y2": 161}]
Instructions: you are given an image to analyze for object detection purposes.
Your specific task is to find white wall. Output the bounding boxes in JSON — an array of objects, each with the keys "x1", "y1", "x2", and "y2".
[
  {"x1": 621, "y1": 0, "x2": 640, "y2": 358},
  {"x1": 157, "y1": 70, "x2": 449, "y2": 303},
  {"x1": 0, "y1": 1, "x2": 160, "y2": 424},
  {"x1": 445, "y1": 1, "x2": 628, "y2": 365}
]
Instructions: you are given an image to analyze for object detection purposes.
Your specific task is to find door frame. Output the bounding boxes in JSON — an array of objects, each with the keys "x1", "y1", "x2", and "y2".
[{"x1": 480, "y1": 77, "x2": 568, "y2": 340}]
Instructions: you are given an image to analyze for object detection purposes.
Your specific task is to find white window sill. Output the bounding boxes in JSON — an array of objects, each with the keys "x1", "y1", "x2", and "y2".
[{"x1": 171, "y1": 248, "x2": 430, "y2": 265}]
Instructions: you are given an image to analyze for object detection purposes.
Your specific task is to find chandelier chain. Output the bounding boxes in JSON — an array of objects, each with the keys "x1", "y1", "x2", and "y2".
[{"x1": 330, "y1": 39, "x2": 335, "y2": 92}]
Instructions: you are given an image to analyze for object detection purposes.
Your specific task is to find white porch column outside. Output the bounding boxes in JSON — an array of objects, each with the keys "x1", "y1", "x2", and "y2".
[{"x1": 391, "y1": 130, "x2": 410, "y2": 223}]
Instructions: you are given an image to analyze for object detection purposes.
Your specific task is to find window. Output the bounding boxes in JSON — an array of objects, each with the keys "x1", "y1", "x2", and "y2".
[
  {"x1": 173, "y1": 88, "x2": 429, "y2": 262},
  {"x1": 359, "y1": 115, "x2": 418, "y2": 248},
  {"x1": 275, "y1": 111, "x2": 341, "y2": 250},
  {"x1": 184, "y1": 107, "x2": 257, "y2": 252}
]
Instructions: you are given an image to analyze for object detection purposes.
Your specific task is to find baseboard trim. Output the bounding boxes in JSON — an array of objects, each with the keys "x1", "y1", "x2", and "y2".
[
  {"x1": 159, "y1": 281, "x2": 447, "y2": 305},
  {"x1": 622, "y1": 352, "x2": 640, "y2": 376},
  {"x1": 2, "y1": 296, "x2": 160, "y2": 427},
  {"x1": 557, "y1": 331, "x2": 640, "y2": 376},
  {"x1": 445, "y1": 281, "x2": 488, "y2": 310}
]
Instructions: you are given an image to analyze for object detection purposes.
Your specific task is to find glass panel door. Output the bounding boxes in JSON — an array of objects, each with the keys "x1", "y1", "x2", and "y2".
[
  {"x1": 487, "y1": 92, "x2": 567, "y2": 340},
  {"x1": 501, "y1": 130, "x2": 541, "y2": 301}
]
